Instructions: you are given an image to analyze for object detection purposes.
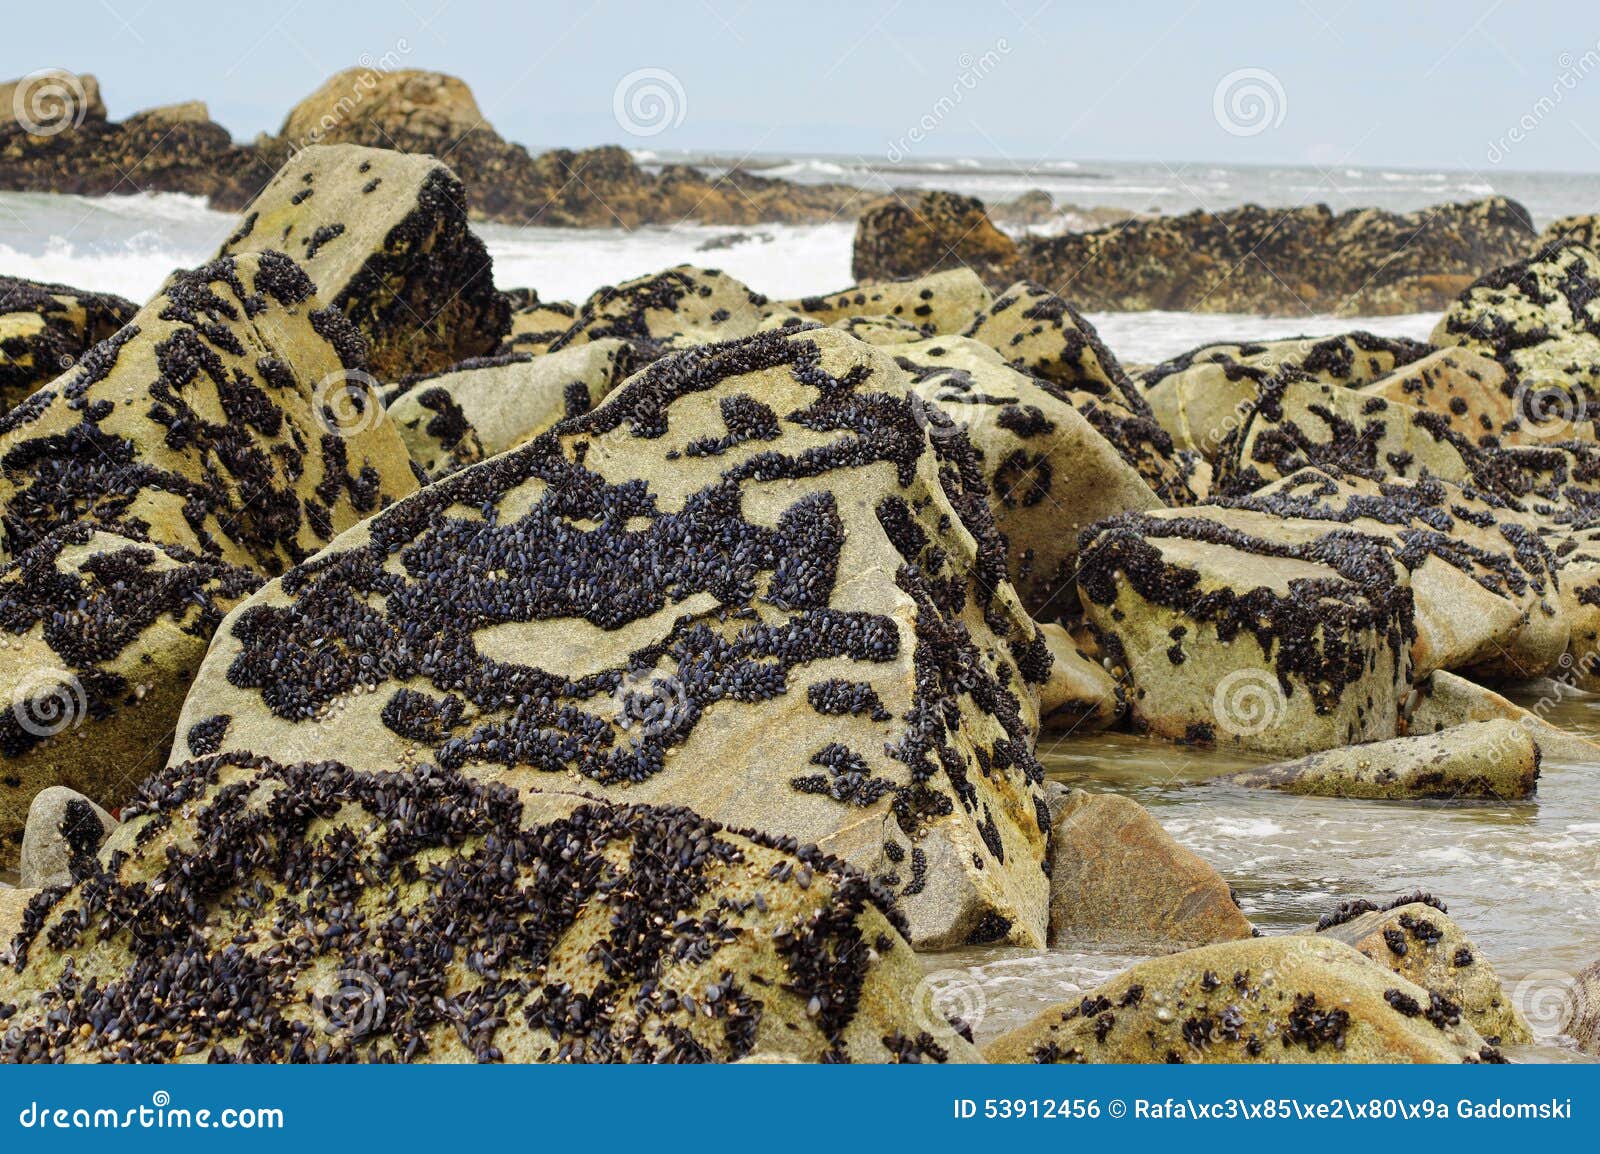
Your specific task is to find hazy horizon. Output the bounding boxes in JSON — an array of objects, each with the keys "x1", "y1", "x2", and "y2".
[{"x1": 4, "y1": 0, "x2": 1600, "y2": 177}]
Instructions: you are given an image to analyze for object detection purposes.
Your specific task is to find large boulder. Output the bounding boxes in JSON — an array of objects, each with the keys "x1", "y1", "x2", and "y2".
[
  {"x1": 1312, "y1": 898, "x2": 1530, "y2": 1045},
  {"x1": 1229, "y1": 719, "x2": 1539, "y2": 801},
  {"x1": 851, "y1": 191, "x2": 1019, "y2": 286},
  {"x1": 0, "y1": 251, "x2": 419, "y2": 573},
  {"x1": 1225, "y1": 468, "x2": 1566, "y2": 680},
  {"x1": 1540, "y1": 215, "x2": 1600, "y2": 252},
  {"x1": 1432, "y1": 240, "x2": 1600, "y2": 418},
  {"x1": 0, "y1": 275, "x2": 135, "y2": 412},
  {"x1": 985, "y1": 936, "x2": 1502, "y2": 1063},
  {"x1": 0, "y1": 752, "x2": 976, "y2": 1063},
  {"x1": 891, "y1": 334, "x2": 1162, "y2": 618},
  {"x1": 172, "y1": 327, "x2": 1055, "y2": 950},
  {"x1": 1076, "y1": 509, "x2": 1412, "y2": 756},
  {"x1": 1047, "y1": 790, "x2": 1253, "y2": 951},
  {"x1": 0, "y1": 523, "x2": 259, "y2": 865},
  {"x1": 215, "y1": 145, "x2": 508, "y2": 378},
  {"x1": 384, "y1": 341, "x2": 633, "y2": 478},
  {"x1": 1014, "y1": 197, "x2": 1534, "y2": 316}
]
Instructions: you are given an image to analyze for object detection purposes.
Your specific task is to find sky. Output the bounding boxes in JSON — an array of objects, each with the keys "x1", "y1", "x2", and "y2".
[{"x1": 6, "y1": 0, "x2": 1600, "y2": 174}]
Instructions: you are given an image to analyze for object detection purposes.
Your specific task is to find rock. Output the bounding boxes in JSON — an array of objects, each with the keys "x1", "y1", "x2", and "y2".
[
  {"x1": 851, "y1": 191, "x2": 1019, "y2": 285},
  {"x1": 0, "y1": 70, "x2": 106, "y2": 128},
  {"x1": 1540, "y1": 215, "x2": 1600, "y2": 252},
  {"x1": 0, "y1": 751, "x2": 977, "y2": 1063},
  {"x1": 0, "y1": 274, "x2": 135, "y2": 411},
  {"x1": 989, "y1": 189, "x2": 1055, "y2": 227},
  {"x1": 0, "y1": 75, "x2": 264, "y2": 207},
  {"x1": 18, "y1": 785, "x2": 115, "y2": 888},
  {"x1": 695, "y1": 230, "x2": 774, "y2": 252},
  {"x1": 1141, "y1": 332, "x2": 1432, "y2": 462},
  {"x1": 172, "y1": 327, "x2": 1055, "y2": 950},
  {"x1": 1047, "y1": 790, "x2": 1253, "y2": 951},
  {"x1": 1432, "y1": 240, "x2": 1600, "y2": 420},
  {"x1": 1405, "y1": 670, "x2": 1600, "y2": 762},
  {"x1": 1076, "y1": 509, "x2": 1412, "y2": 756},
  {"x1": 382, "y1": 387, "x2": 485, "y2": 480},
  {"x1": 965, "y1": 281, "x2": 1198, "y2": 504},
  {"x1": 985, "y1": 935, "x2": 1500, "y2": 1063},
  {"x1": 498, "y1": 292, "x2": 577, "y2": 355},
  {"x1": 1550, "y1": 521, "x2": 1600, "y2": 688},
  {"x1": 125, "y1": 101, "x2": 210, "y2": 129},
  {"x1": 1564, "y1": 958, "x2": 1600, "y2": 1055},
  {"x1": 826, "y1": 315, "x2": 931, "y2": 346},
  {"x1": 891, "y1": 334, "x2": 1162, "y2": 618},
  {"x1": 1036, "y1": 624, "x2": 1120, "y2": 734},
  {"x1": 0, "y1": 523, "x2": 259, "y2": 865},
  {"x1": 1312, "y1": 898, "x2": 1530, "y2": 1046},
  {"x1": 1214, "y1": 373, "x2": 1483, "y2": 498},
  {"x1": 1229, "y1": 719, "x2": 1539, "y2": 801},
  {"x1": 1225, "y1": 468, "x2": 1566, "y2": 680},
  {"x1": 1357, "y1": 347, "x2": 1529, "y2": 447},
  {"x1": 215, "y1": 144, "x2": 508, "y2": 378},
  {"x1": 551, "y1": 266, "x2": 766, "y2": 362},
  {"x1": 385, "y1": 341, "x2": 632, "y2": 476},
  {"x1": 772, "y1": 269, "x2": 993, "y2": 338},
  {"x1": 0, "y1": 251, "x2": 419, "y2": 573},
  {"x1": 1014, "y1": 197, "x2": 1535, "y2": 316},
  {"x1": 277, "y1": 69, "x2": 487, "y2": 156}
]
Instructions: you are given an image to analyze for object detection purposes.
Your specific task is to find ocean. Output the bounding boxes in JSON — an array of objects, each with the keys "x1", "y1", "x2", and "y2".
[{"x1": 4, "y1": 152, "x2": 1592, "y2": 365}]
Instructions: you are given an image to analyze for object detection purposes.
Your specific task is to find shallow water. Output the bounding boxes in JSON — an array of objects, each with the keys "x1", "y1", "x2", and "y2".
[{"x1": 923, "y1": 689, "x2": 1600, "y2": 1062}]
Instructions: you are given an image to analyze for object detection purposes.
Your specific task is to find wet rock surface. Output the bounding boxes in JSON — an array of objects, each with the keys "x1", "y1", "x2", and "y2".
[{"x1": 1229, "y1": 719, "x2": 1539, "y2": 801}]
